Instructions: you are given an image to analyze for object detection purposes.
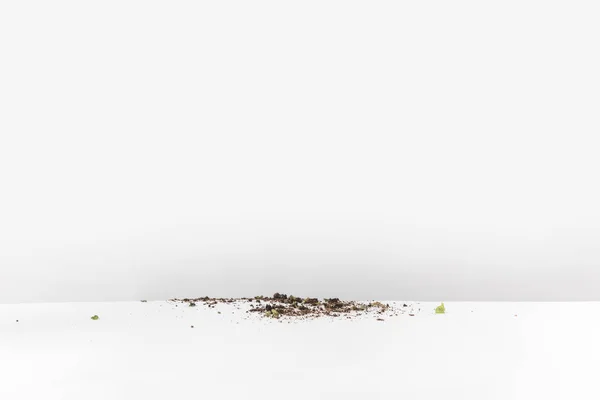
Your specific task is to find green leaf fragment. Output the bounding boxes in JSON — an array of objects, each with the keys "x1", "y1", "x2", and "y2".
[
  {"x1": 265, "y1": 309, "x2": 280, "y2": 318},
  {"x1": 91, "y1": 315, "x2": 99, "y2": 320},
  {"x1": 435, "y1": 303, "x2": 445, "y2": 314}
]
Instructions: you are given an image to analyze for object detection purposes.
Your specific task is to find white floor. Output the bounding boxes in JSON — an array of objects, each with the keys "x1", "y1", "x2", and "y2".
[{"x1": 2, "y1": 301, "x2": 599, "y2": 399}]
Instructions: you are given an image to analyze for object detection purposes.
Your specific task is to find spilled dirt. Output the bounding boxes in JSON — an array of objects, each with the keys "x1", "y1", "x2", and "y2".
[{"x1": 169, "y1": 293, "x2": 417, "y2": 321}]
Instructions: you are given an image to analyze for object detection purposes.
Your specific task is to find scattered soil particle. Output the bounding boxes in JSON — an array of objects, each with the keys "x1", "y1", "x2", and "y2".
[
  {"x1": 191, "y1": 325, "x2": 194, "y2": 328},
  {"x1": 169, "y1": 294, "x2": 414, "y2": 321},
  {"x1": 141, "y1": 300, "x2": 147, "y2": 302},
  {"x1": 377, "y1": 318, "x2": 385, "y2": 321}
]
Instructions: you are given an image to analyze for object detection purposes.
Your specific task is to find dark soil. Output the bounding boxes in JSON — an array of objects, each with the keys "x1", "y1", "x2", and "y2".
[{"x1": 169, "y1": 293, "x2": 409, "y2": 321}]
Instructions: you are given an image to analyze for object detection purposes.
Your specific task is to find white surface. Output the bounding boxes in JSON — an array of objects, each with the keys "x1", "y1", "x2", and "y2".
[
  {"x1": 2, "y1": 1, "x2": 600, "y2": 303},
  {"x1": 2, "y1": 301, "x2": 599, "y2": 399}
]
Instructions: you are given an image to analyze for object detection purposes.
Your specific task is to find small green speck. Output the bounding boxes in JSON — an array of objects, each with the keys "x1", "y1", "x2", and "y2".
[
  {"x1": 91, "y1": 315, "x2": 99, "y2": 320},
  {"x1": 435, "y1": 303, "x2": 445, "y2": 314}
]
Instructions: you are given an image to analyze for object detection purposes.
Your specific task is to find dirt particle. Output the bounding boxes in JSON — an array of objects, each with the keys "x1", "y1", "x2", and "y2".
[{"x1": 169, "y1": 294, "x2": 408, "y2": 321}]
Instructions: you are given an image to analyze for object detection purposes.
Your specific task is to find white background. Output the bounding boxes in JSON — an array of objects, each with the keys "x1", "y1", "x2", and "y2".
[{"x1": 1, "y1": 1, "x2": 599, "y2": 303}]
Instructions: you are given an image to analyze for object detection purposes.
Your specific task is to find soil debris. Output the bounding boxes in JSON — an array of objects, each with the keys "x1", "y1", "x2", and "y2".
[{"x1": 169, "y1": 293, "x2": 414, "y2": 321}]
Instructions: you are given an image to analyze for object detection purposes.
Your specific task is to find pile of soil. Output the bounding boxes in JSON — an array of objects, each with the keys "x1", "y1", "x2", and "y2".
[{"x1": 169, "y1": 293, "x2": 410, "y2": 321}]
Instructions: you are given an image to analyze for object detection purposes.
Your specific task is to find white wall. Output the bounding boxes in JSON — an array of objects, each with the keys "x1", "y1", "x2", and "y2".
[{"x1": 1, "y1": 1, "x2": 599, "y2": 303}]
